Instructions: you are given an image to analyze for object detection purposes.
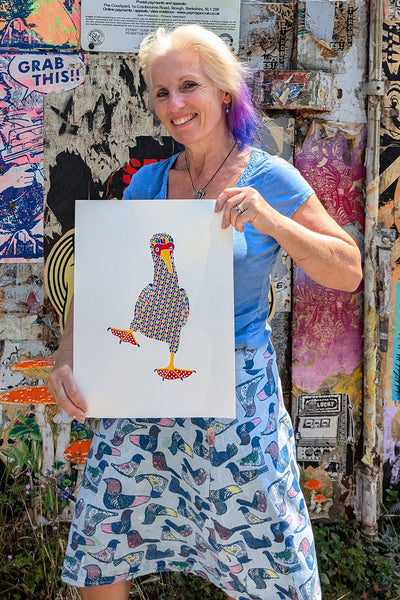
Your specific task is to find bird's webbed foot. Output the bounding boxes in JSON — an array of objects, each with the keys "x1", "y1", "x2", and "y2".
[
  {"x1": 155, "y1": 366, "x2": 196, "y2": 381},
  {"x1": 108, "y1": 327, "x2": 140, "y2": 346}
]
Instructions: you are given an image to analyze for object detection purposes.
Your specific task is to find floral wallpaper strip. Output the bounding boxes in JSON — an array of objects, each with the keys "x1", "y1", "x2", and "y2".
[{"x1": 293, "y1": 121, "x2": 365, "y2": 392}]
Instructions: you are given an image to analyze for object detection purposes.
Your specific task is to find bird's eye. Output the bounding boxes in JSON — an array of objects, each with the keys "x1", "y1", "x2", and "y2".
[
  {"x1": 154, "y1": 245, "x2": 160, "y2": 254},
  {"x1": 169, "y1": 245, "x2": 174, "y2": 251}
]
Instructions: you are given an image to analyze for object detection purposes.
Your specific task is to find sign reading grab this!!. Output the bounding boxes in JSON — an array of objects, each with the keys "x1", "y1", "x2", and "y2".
[{"x1": 8, "y1": 54, "x2": 86, "y2": 97}]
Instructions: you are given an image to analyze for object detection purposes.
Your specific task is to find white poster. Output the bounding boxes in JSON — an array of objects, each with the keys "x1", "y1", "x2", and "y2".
[
  {"x1": 74, "y1": 199, "x2": 235, "y2": 418},
  {"x1": 81, "y1": 0, "x2": 240, "y2": 53}
]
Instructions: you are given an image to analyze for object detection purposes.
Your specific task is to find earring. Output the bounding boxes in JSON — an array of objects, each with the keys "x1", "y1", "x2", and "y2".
[{"x1": 226, "y1": 105, "x2": 230, "y2": 114}]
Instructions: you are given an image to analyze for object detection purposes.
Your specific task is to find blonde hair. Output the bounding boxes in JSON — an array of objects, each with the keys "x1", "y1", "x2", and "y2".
[
  {"x1": 138, "y1": 24, "x2": 259, "y2": 149},
  {"x1": 139, "y1": 25, "x2": 243, "y2": 107}
]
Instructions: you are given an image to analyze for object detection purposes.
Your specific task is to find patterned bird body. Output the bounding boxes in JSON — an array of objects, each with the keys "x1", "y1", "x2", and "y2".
[{"x1": 109, "y1": 233, "x2": 194, "y2": 380}]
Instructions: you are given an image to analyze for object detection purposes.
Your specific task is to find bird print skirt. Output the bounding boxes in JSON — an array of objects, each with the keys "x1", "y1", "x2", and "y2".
[{"x1": 62, "y1": 343, "x2": 321, "y2": 600}]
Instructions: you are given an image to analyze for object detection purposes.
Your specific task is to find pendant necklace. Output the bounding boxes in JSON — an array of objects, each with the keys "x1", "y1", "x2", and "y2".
[{"x1": 185, "y1": 142, "x2": 236, "y2": 199}]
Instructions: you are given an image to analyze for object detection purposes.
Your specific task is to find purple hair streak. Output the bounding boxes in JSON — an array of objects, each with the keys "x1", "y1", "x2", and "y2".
[{"x1": 228, "y1": 81, "x2": 260, "y2": 150}]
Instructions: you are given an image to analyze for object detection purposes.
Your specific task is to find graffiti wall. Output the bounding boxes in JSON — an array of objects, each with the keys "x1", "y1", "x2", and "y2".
[
  {"x1": 380, "y1": 12, "x2": 400, "y2": 507},
  {"x1": 5, "y1": 0, "x2": 399, "y2": 524}
]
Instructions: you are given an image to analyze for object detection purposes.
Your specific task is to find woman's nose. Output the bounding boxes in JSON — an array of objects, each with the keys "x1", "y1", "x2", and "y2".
[{"x1": 168, "y1": 91, "x2": 185, "y2": 110}]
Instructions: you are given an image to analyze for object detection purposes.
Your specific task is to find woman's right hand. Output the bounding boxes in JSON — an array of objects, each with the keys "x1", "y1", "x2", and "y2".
[
  {"x1": 47, "y1": 301, "x2": 87, "y2": 423},
  {"x1": 48, "y1": 359, "x2": 87, "y2": 423}
]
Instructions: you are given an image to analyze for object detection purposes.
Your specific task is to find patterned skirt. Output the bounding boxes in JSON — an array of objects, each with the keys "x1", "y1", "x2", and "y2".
[{"x1": 62, "y1": 343, "x2": 321, "y2": 600}]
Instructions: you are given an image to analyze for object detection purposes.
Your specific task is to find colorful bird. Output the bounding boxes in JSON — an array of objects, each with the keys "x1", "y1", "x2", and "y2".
[
  {"x1": 265, "y1": 441, "x2": 290, "y2": 473},
  {"x1": 101, "y1": 509, "x2": 133, "y2": 535},
  {"x1": 208, "y1": 484, "x2": 242, "y2": 515},
  {"x1": 108, "y1": 232, "x2": 194, "y2": 380},
  {"x1": 94, "y1": 441, "x2": 121, "y2": 461},
  {"x1": 211, "y1": 518, "x2": 249, "y2": 540},
  {"x1": 240, "y1": 530, "x2": 272, "y2": 550},
  {"x1": 237, "y1": 490, "x2": 268, "y2": 513},
  {"x1": 82, "y1": 459, "x2": 108, "y2": 492},
  {"x1": 261, "y1": 402, "x2": 277, "y2": 436},
  {"x1": 111, "y1": 453, "x2": 145, "y2": 478},
  {"x1": 126, "y1": 529, "x2": 158, "y2": 548},
  {"x1": 235, "y1": 374, "x2": 264, "y2": 417},
  {"x1": 236, "y1": 417, "x2": 262, "y2": 445},
  {"x1": 182, "y1": 457, "x2": 208, "y2": 486},
  {"x1": 82, "y1": 504, "x2": 118, "y2": 536},
  {"x1": 129, "y1": 425, "x2": 161, "y2": 453},
  {"x1": 142, "y1": 503, "x2": 177, "y2": 525},
  {"x1": 88, "y1": 539, "x2": 120, "y2": 563},
  {"x1": 103, "y1": 478, "x2": 150, "y2": 510},
  {"x1": 168, "y1": 431, "x2": 194, "y2": 457},
  {"x1": 225, "y1": 462, "x2": 269, "y2": 486},
  {"x1": 248, "y1": 567, "x2": 279, "y2": 589},
  {"x1": 164, "y1": 518, "x2": 193, "y2": 537},
  {"x1": 238, "y1": 436, "x2": 264, "y2": 466},
  {"x1": 135, "y1": 473, "x2": 169, "y2": 497},
  {"x1": 238, "y1": 506, "x2": 271, "y2": 525},
  {"x1": 111, "y1": 419, "x2": 144, "y2": 446}
]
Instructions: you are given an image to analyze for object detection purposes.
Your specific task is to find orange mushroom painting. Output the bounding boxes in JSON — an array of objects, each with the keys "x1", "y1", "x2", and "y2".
[{"x1": 303, "y1": 476, "x2": 331, "y2": 516}]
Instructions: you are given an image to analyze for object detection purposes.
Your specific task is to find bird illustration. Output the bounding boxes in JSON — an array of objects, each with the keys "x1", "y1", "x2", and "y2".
[
  {"x1": 264, "y1": 535, "x2": 301, "y2": 573},
  {"x1": 103, "y1": 478, "x2": 150, "y2": 510},
  {"x1": 177, "y1": 497, "x2": 207, "y2": 530},
  {"x1": 299, "y1": 568, "x2": 321, "y2": 600},
  {"x1": 182, "y1": 457, "x2": 208, "y2": 487},
  {"x1": 209, "y1": 441, "x2": 238, "y2": 467},
  {"x1": 178, "y1": 544, "x2": 198, "y2": 557},
  {"x1": 240, "y1": 530, "x2": 272, "y2": 550},
  {"x1": 219, "y1": 540, "x2": 251, "y2": 564},
  {"x1": 237, "y1": 436, "x2": 264, "y2": 466},
  {"x1": 168, "y1": 558, "x2": 196, "y2": 572},
  {"x1": 236, "y1": 417, "x2": 262, "y2": 445},
  {"x1": 235, "y1": 374, "x2": 264, "y2": 417},
  {"x1": 208, "y1": 484, "x2": 242, "y2": 515},
  {"x1": 287, "y1": 460, "x2": 300, "y2": 498},
  {"x1": 145, "y1": 543, "x2": 175, "y2": 560},
  {"x1": 70, "y1": 532, "x2": 95, "y2": 551},
  {"x1": 63, "y1": 550, "x2": 85, "y2": 580},
  {"x1": 164, "y1": 518, "x2": 193, "y2": 537},
  {"x1": 82, "y1": 459, "x2": 108, "y2": 492},
  {"x1": 211, "y1": 518, "x2": 249, "y2": 540},
  {"x1": 193, "y1": 430, "x2": 210, "y2": 460},
  {"x1": 261, "y1": 402, "x2": 277, "y2": 436},
  {"x1": 238, "y1": 506, "x2": 271, "y2": 525},
  {"x1": 88, "y1": 539, "x2": 120, "y2": 563},
  {"x1": 152, "y1": 451, "x2": 180, "y2": 478},
  {"x1": 101, "y1": 509, "x2": 133, "y2": 534},
  {"x1": 111, "y1": 419, "x2": 145, "y2": 446},
  {"x1": 127, "y1": 529, "x2": 158, "y2": 548},
  {"x1": 143, "y1": 503, "x2": 178, "y2": 524},
  {"x1": 257, "y1": 359, "x2": 277, "y2": 400},
  {"x1": 108, "y1": 232, "x2": 195, "y2": 380},
  {"x1": 237, "y1": 489, "x2": 268, "y2": 513},
  {"x1": 265, "y1": 441, "x2": 290, "y2": 473},
  {"x1": 225, "y1": 462, "x2": 268, "y2": 486},
  {"x1": 168, "y1": 431, "x2": 194, "y2": 457},
  {"x1": 83, "y1": 564, "x2": 128, "y2": 586},
  {"x1": 270, "y1": 518, "x2": 291, "y2": 543},
  {"x1": 194, "y1": 494, "x2": 211, "y2": 513},
  {"x1": 94, "y1": 441, "x2": 121, "y2": 461},
  {"x1": 83, "y1": 504, "x2": 118, "y2": 536},
  {"x1": 298, "y1": 537, "x2": 315, "y2": 570},
  {"x1": 267, "y1": 472, "x2": 290, "y2": 517},
  {"x1": 135, "y1": 473, "x2": 169, "y2": 497},
  {"x1": 248, "y1": 567, "x2": 279, "y2": 589},
  {"x1": 129, "y1": 425, "x2": 161, "y2": 453},
  {"x1": 113, "y1": 551, "x2": 144, "y2": 574},
  {"x1": 111, "y1": 453, "x2": 145, "y2": 478},
  {"x1": 169, "y1": 475, "x2": 192, "y2": 501}
]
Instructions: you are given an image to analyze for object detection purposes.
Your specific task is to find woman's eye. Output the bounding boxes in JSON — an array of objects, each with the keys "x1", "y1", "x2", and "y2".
[
  {"x1": 156, "y1": 90, "x2": 168, "y2": 98},
  {"x1": 182, "y1": 81, "x2": 197, "y2": 90}
]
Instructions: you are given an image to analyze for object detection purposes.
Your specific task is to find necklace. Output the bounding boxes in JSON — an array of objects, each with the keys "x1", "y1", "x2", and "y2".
[{"x1": 185, "y1": 142, "x2": 236, "y2": 199}]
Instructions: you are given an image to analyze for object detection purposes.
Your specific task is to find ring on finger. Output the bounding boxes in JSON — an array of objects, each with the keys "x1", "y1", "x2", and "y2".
[{"x1": 234, "y1": 203, "x2": 245, "y2": 214}]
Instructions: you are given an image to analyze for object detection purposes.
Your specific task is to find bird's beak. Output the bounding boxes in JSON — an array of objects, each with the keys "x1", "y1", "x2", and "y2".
[{"x1": 160, "y1": 248, "x2": 173, "y2": 273}]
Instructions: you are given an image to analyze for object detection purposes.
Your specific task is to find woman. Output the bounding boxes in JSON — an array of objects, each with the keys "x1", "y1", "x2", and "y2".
[{"x1": 49, "y1": 24, "x2": 362, "y2": 600}]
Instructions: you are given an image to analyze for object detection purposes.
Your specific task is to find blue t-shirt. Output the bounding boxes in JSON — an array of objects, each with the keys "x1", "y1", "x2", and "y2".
[{"x1": 124, "y1": 148, "x2": 314, "y2": 349}]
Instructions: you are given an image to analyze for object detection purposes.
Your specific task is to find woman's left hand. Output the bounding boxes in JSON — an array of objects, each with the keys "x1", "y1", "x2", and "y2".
[{"x1": 215, "y1": 186, "x2": 274, "y2": 234}]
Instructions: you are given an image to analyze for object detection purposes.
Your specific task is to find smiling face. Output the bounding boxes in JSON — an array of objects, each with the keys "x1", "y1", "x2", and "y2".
[{"x1": 151, "y1": 50, "x2": 231, "y2": 149}]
